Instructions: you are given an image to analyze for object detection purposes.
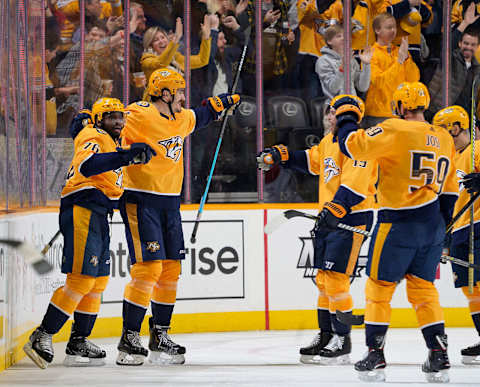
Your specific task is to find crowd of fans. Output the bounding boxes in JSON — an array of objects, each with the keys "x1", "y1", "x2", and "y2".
[{"x1": 35, "y1": 0, "x2": 480, "y2": 201}]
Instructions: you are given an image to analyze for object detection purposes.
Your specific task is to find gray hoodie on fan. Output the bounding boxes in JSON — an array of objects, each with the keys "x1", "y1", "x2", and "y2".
[{"x1": 315, "y1": 46, "x2": 371, "y2": 106}]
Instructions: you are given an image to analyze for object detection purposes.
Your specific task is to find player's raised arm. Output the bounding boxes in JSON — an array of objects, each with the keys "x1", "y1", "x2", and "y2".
[{"x1": 192, "y1": 93, "x2": 241, "y2": 130}]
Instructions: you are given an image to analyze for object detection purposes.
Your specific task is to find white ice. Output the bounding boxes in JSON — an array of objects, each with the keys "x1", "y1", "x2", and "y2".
[{"x1": 1, "y1": 328, "x2": 479, "y2": 386}]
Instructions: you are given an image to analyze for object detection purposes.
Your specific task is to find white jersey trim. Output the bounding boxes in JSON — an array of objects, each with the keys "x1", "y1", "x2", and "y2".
[
  {"x1": 61, "y1": 185, "x2": 122, "y2": 200},
  {"x1": 306, "y1": 150, "x2": 316, "y2": 175},
  {"x1": 452, "y1": 218, "x2": 480, "y2": 234},
  {"x1": 378, "y1": 196, "x2": 438, "y2": 211},
  {"x1": 150, "y1": 299, "x2": 175, "y2": 306},
  {"x1": 343, "y1": 132, "x2": 355, "y2": 159},
  {"x1": 78, "y1": 152, "x2": 94, "y2": 177},
  {"x1": 340, "y1": 183, "x2": 366, "y2": 199}
]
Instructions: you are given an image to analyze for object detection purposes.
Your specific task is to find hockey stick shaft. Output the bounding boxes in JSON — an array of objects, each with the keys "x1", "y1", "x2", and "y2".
[
  {"x1": 442, "y1": 254, "x2": 480, "y2": 271},
  {"x1": 445, "y1": 191, "x2": 480, "y2": 234},
  {"x1": 469, "y1": 78, "x2": 477, "y2": 293},
  {"x1": 190, "y1": 26, "x2": 251, "y2": 244},
  {"x1": 41, "y1": 229, "x2": 61, "y2": 255}
]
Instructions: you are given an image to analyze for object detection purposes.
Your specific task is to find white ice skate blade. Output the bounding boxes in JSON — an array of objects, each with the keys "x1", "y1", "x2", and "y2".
[
  {"x1": 357, "y1": 369, "x2": 386, "y2": 382},
  {"x1": 116, "y1": 351, "x2": 146, "y2": 366},
  {"x1": 300, "y1": 354, "x2": 350, "y2": 365},
  {"x1": 461, "y1": 355, "x2": 480, "y2": 365},
  {"x1": 148, "y1": 351, "x2": 185, "y2": 365},
  {"x1": 424, "y1": 369, "x2": 449, "y2": 383},
  {"x1": 63, "y1": 354, "x2": 106, "y2": 367},
  {"x1": 23, "y1": 342, "x2": 49, "y2": 370}
]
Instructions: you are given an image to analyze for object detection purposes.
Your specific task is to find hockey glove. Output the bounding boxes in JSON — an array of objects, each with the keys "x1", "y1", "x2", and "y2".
[
  {"x1": 256, "y1": 144, "x2": 289, "y2": 171},
  {"x1": 116, "y1": 143, "x2": 157, "y2": 165},
  {"x1": 332, "y1": 95, "x2": 363, "y2": 127},
  {"x1": 462, "y1": 172, "x2": 480, "y2": 194},
  {"x1": 204, "y1": 93, "x2": 241, "y2": 118},
  {"x1": 69, "y1": 109, "x2": 93, "y2": 139},
  {"x1": 315, "y1": 201, "x2": 348, "y2": 231}
]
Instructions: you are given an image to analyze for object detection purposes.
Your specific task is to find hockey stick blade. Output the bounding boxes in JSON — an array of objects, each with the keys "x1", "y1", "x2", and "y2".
[
  {"x1": 336, "y1": 309, "x2": 364, "y2": 326},
  {"x1": 264, "y1": 213, "x2": 290, "y2": 234},
  {"x1": 0, "y1": 239, "x2": 53, "y2": 275}
]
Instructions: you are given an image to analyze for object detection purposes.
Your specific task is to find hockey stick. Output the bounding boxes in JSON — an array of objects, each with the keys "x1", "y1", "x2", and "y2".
[
  {"x1": 264, "y1": 209, "x2": 372, "y2": 237},
  {"x1": 0, "y1": 239, "x2": 53, "y2": 274},
  {"x1": 190, "y1": 26, "x2": 251, "y2": 244},
  {"x1": 446, "y1": 191, "x2": 480, "y2": 234},
  {"x1": 441, "y1": 254, "x2": 480, "y2": 271},
  {"x1": 469, "y1": 78, "x2": 477, "y2": 294},
  {"x1": 0, "y1": 229, "x2": 61, "y2": 275}
]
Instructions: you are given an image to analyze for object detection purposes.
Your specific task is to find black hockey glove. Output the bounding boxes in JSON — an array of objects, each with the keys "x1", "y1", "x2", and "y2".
[
  {"x1": 315, "y1": 201, "x2": 348, "y2": 231},
  {"x1": 117, "y1": 143, "x2": 157, "y2": 165},
  {"x1": 462, "y1": 172, "x2": 480, "y2": 194},
  {"x1": 332, "y1": 95, "x2": 363, "y2": 127},
  {"x1": 69, "y1": 109, "x2": 92, "y2": 139},
  {"x1": 256, "y1": 144, "x2": 289, "y2": 171}
]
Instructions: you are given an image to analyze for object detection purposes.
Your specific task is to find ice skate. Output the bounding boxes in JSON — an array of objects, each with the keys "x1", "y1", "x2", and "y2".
[
  {"x1": 461, "y1": 341, "x2": 480, "y2": 365},
  {"x1": 317, "y1": 333, "x2": 351, "y2": 365},
  {"x1": 422, "y1": 335, "x2": 450, "y2": 383},
  {"x1": 116, "y1": 328, "x2": 148, "y2": 366},
  {"x1": 148, "y1": 318, "x2": 186, "y2": 365},
  {"x1": 354, "y1": 335, "x2": 386, "y2": 382},
  {"x1": 63, "y1": 332, "x2": 107, "y2": 367},
  {"x1": 299, "y1": 331, "x2": 333, "y2": 364},
  {"x1": 23, "y1": 326, "x2": 54, "y2": 369}
]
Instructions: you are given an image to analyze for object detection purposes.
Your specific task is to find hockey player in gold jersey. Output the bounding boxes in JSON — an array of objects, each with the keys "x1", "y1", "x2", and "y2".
[
  {"x1": 116, "y1": 68, "x2": 240, "y2": 366},
  {"x1": 257, "y1": 96, "x2": 377, "y2": 365},
  {"x1": 23, "y1": 98, "x2": 155, "y2": 369},
  {"x1": 335, "y1": 83, "x2": 459, "y2": 382},
  {"x1": 433, "y1": 105, "x2": 480, "y2": 364}
]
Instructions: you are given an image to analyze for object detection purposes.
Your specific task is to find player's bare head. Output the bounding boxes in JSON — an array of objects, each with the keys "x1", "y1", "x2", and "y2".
[
  {"x1": 92, "y1": 98, "x2": 125, "y2": 139},
  {"x1": 391, "y1": 82, "x2": 430, "y2": 118},
  {"x1": 148, "y1": 68, "x2": 186, "y2": 113}
]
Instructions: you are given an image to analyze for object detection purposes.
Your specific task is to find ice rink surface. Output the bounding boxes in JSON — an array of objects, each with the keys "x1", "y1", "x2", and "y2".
[{"x1": 1, "y1": 328, "x2": 479, "y2": 386}]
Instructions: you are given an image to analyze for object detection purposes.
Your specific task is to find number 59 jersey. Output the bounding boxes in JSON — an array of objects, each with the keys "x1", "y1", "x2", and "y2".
[
  {"x1": 342, "y1": 118, "x2": 459, "y2": 220},
  {"x1": 61, "y1": 125, "x2": 124, "y2": 201}
]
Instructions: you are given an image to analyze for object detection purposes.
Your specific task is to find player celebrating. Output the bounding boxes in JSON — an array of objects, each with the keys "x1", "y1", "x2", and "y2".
[
  {"x1": 116, "y1": 68, "x2": 240, "y2": 366},
  {"x1": 433, "y1": 106, "x2": 480, "y2": 364},
  {"x1": 335, "y1": 83, "x2": 459, "y2": 382},
  {"x1": 23, "y1": 98, "x2": 155, "y2": 369},
  {"x1": 257, "y1": 96, "x2": 377, "y2": 365}
]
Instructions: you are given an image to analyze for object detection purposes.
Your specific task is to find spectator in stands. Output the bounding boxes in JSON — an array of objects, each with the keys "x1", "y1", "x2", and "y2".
[
  {"x1": 427, "y1": 16, "x2": 480, "y2": 121},
  {"x1": 295, "y1": 0, "x2": 342, "y2": 101},
  {"x1": 315, "y1": 25, "x2": 372, "y2": 108},
  {"x1": 56, "y1": 0, "x2": 123, "y2": 50},
  {"x1": 55, "y1": 20, "x2": 124, "y2": 135},
  {"x1": 351, "y1": 0, "x2": 387, "y2": 51},
  {"x1": 130, "y1": 2, "x2": 148, "y2": 64},
  {"x1": 241, "y1": 0, "x2": 295, "y2": 97},
  {"x1": 363, "y1": 12, "x2": 419, "y2": 126},
  {"x1": 386, "y1": 0, "x2": 433, "y2": 67},
  {"x1": 140, "y1": 16, "x2": 212, "y2": 89}
]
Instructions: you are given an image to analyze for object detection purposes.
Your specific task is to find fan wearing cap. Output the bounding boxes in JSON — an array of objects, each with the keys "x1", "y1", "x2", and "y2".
[
  {"x1": 23, "y1": 98, "x2": 155, "y2": 370},
  {"x1": 257, "y1": 95, "x2": 377, "y2": 365},
  {"x1": 116, "y1": 68, "x2": 240, "y2": 366},
  {"x1": 335, "y1": 83, "x2": 459, "y2": 382},
  {"x1": 433, "y1": 105, "x2": 480, "y2": 364}
]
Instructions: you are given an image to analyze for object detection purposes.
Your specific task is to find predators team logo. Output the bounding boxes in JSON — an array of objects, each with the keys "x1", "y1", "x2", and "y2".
[
  {"x1": 324, "y1": 157, "x2": 340, "y2": 183},
  {"x1": 146, "y1": 241, "x2": 161, "y2": 253},
  {"x1": 158, "y1": 136, "x2": 183, "y2": 162},
  {"x1": 297, "y1": 236, "x2": 317, "y2": 284},
  {"x1": 90, "y1": 256, "x2": 99, "y2": 267}
]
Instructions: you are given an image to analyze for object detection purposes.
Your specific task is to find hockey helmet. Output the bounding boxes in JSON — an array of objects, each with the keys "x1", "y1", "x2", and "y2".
[
  {"x1": 433, "y1": 105, "x2": 469, "y2": 131},
  {"x1": 391, "y1": 82, "x2": 430, "y2": 116},
  {"x1": 147, "y1": 68, "x2": 186, "y2": 98},
  {"x1": 92, "y1": 97, "x2": 125, "y2": 125},
  {"x1": 330, "y1": 94, "x2": 366, "y2": 123}
]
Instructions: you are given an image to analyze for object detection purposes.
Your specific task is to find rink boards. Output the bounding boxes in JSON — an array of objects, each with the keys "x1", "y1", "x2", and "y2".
[{"x1": 0, "y1": 205, "x2": 472, "y2": 370}]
